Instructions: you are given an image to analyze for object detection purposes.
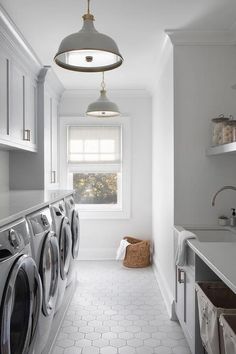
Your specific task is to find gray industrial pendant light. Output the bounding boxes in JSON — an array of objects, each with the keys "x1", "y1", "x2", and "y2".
[
  {"x1": 86, "y1": 73, "x2": 120, "y2": 117},
  {"x1": 54, "y1": 0, "x2": 123, "y2": 72}
]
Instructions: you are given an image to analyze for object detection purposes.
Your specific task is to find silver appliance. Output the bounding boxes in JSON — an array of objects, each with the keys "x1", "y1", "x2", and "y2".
[
  {"x1": 65, "y1": 195, "x2": 80, "y2": 260},
  {"x1": 50, "y1": 200, "x2": 72, "y2": 312},
  {"x1": 27, "y1": 208, "x2": 59, "y2": 354},
  {"x1": 0, "y1": 219, "x2": 42, "y2": 354}
]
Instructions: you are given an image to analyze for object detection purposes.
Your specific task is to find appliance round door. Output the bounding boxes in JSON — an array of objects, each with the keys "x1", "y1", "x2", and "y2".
[
  {"x1": 0, "y1": 254, "x2": 42, "y2": 354},
  {"x1": 59, "y1": 217, "x2": 72, "y2": 281},
  {"x1": 71, "y1": 209, "x2": 80, "y2": 259},
  {"x1": 39, "y1": 231, "x2": 59, "y2": 316}
]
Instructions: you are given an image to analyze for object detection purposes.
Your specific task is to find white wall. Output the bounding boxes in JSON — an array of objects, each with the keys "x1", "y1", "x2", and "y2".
[
  {"x1": 59, "y1": 90, "x2": 152, "y2": 260},
  {"x1": 152, "y1": 41, "x2": 236, "y2": 318},
  {"x1": 174, "y1": 45, "x2": 236, "y2": 225},
  {"x1": 152, "y1": 39, "x2": 174, "y2": 317},
  {"x1": 0, "y1": 150, "x2": 9, "y2": 192}
]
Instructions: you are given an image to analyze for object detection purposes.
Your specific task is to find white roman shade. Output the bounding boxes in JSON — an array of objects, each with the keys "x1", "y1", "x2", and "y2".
[{"x1": 68, "y1": 125, "x2": 121, "y2": 164}]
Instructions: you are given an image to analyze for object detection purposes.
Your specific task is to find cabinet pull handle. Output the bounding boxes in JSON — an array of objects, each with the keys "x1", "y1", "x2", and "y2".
[
  {"x1": 51, "y1": 170, "x2": 56, "y2": 184},
  {"x1": 23, "y1": 129, "x2": 31, "y2": 141},
  {"x1": 178, "y1": 268, "x2": 185, "y2": 284}
]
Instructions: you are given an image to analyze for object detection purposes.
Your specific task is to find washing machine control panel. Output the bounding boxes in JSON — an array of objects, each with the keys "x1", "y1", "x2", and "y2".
[
  {"x1": 59, "y1": 203, "x2": 64, "y2": 213},
  {"x1": 9, "y1": 229, "x2": 20, "y2": 249},
  {"x1": 41, "y1": 214, "x2": 49, "y2": 227}
]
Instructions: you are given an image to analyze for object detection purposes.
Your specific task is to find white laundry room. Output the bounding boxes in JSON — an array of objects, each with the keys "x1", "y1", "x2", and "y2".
[{"x1": 1, "y1": 1, "x2": 236, "y2": 354}]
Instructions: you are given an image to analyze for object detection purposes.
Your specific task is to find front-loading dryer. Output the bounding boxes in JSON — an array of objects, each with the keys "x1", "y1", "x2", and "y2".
[
  {"x1": 0, "y1": 218, "x2": 42, "y2": 354},
  {"x1": 50, "y1": 200, "x2": 72, "y2": 312},
  {"x1": 65, "y1": 195, "x2": 80, "y2": 260},
  {"x1": 27, "y1": 208, "x2": 59, "y2": 354}
]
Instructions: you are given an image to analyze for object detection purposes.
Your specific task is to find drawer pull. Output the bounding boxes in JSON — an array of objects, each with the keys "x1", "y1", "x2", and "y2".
[
  {"x1": 23, "y1": 129, "x2": 31, "y2": 141},
  {"x1": 51, "y1": 170, "x2": 56, "y2": 184},
  {"x1": 178, "y1": 268, "x2": 185, "y2": 284}
]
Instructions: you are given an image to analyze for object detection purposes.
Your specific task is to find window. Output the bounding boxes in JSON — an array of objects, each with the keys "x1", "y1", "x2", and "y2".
[
  {"x1": 67, "y1": 125, "x2": 122, "y2": 212},
  {"x1": 60, "y1": 116, "x2": 131, "y2": 219},
  {"x1": 73, "y1": 173, "x2": 118, "y2": 204}
]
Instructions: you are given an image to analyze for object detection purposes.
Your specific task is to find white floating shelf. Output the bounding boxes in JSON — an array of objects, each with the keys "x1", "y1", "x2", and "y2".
[{"x1": 206, "y1": 142, "x2": 236, "y2": 156}]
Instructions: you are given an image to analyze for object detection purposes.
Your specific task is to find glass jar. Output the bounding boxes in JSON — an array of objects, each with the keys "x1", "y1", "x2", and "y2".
[
  {"x1": 222, "y1": 116, "x2": 235, "y2": 144},
  {"x1": 212, "y1": 115, "x2": 229, "y2": 146},
  {"x1": 222, "y1": 121, "x2": 233, "y2": 144}
]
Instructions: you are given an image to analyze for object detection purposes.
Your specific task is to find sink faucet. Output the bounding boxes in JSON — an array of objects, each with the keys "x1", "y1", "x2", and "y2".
[{"x1": 211, "y1": 186, "x2": 236, "y2": 206}]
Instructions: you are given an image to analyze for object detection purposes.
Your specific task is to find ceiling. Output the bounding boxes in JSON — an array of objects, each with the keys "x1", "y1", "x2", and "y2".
[{"x1": 1, "y1": 0, "x2": 236, "y2": 91}]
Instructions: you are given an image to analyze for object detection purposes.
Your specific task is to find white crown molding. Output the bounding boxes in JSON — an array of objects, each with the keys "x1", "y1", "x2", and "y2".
[
  {"x1": 0, "y1": 4, "x2": 41, "y2": 73},
  {"x1": 166, "y1": 29, "x2": 236, "y2": 46},
  {"x1": 62, "y1": 89, "x2": 151, "y2": 99},
  {"x1": 39, "y1": 66, "x2": 64, "y2": 99}
]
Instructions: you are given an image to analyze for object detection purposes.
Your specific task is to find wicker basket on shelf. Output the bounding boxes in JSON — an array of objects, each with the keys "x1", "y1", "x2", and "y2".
[{"x1": 123, "y1": 236, "x2": 151, "y2": 268}]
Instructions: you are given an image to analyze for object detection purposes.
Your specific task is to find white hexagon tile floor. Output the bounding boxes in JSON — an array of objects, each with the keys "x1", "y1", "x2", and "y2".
[{"x1": 52, "y1": 261, "x2": 191, "y2": 354}]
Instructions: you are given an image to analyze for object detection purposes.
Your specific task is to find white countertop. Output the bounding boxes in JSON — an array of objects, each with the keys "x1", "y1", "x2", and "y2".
[
  {"x1": 0, "y1": 190, "x2": 74, "y2": 227},
  {"x1": 188, "y1": 239, "x2": 236, "y2": 294}
]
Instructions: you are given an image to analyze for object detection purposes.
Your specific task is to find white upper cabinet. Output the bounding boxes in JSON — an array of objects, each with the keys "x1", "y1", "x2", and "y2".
[
  {"x1": 0, "y1": 9, "x2": 40, "y2": 152},
  {"x1": 9, "y1": 59, "x2": 24, "y2": 141},
  {"x1": 24, "y1": 75, "x2": 37, "y2": 147},
  {"x1": 41, "y1": 67, "x2": 63, "y2": 190},
  {"x1": 44, "y1": 90, "x2": 59, "y2": 189},
  {"x1": 0, "y1": 51, "x2": 8, "y2": 136},
  {"x1": 51, "y1": 97, "x2": 58, "y2": 184}
]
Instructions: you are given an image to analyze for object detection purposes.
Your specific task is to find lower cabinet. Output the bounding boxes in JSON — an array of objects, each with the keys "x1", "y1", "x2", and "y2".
[
  {"x1": 175, "y1": 244, "x2": 217, "y2": 354},
  {"x1": 175, "y1": 262, "x2": 195, "y2": 353}
]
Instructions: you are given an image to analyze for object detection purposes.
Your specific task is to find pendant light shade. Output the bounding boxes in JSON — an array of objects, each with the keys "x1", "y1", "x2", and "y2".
[
  {"x1": 54, "y1": 0, "x2": 123, "y2": 72},
  {"x1": 86, "y1": 73, "x2": 120, "y2": 117}
]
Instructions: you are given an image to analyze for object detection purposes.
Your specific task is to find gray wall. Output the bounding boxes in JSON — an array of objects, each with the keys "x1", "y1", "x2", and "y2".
[
  {"x1": 9, "y1": 79, "x2": 46, "y2": 190},
  {"x1": 0, "y1": 150, "x2": 9, "y2": 192},
  {"x1": 174, "y1": 45, "x2": 236, "y2": 225}
]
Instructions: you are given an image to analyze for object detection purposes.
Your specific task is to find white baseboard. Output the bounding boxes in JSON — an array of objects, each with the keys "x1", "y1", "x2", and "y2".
[
  {"x1": 152, "y1": 258, "x2": 176, "y2": 320},
  {"x1": 77, "y1": 248, "x2": 117, "y2": 260}
]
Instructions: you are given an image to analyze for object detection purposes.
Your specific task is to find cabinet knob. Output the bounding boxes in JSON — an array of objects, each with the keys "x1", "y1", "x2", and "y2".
[{"x1": 23, "y1": 129, "x2": 31, "y2": 141}]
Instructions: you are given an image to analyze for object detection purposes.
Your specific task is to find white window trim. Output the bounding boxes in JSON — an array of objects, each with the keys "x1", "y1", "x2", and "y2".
[{"x1": 59, "y1": 116, "x2": 131, "y2": 219}]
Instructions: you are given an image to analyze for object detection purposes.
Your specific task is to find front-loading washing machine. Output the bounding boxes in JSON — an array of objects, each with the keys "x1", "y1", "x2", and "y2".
[
  {"x1": 0, "y1": 218, "x2": 42, "y2": 354},
  {"x1": 50, "y1": 200, "x2": 72, "y2": 312},
  {"x1": 27, "y1": 208, "x2": 59, "y2": 354},
  {"x1": 65, "y1": 195, "x2": 80, "y2": 260}
]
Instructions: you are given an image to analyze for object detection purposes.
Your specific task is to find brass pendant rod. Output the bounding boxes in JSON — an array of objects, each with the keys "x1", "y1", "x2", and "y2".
[
  {"x1": 87, "y1": 0, "x2": 91, "y2": 14},
  {"x1": 101, "y1": 72, "x2": 106, "y2": 91}
]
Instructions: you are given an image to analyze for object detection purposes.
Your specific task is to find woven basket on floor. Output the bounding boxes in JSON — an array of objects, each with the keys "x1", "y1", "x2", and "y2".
[{"x1": 123, "y1": 236, "x2": 151, "y2": 268}]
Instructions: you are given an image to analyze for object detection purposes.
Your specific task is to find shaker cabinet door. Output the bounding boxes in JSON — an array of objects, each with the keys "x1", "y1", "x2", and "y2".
[
  {"x1": 0, "y1": 52, "x2": 9, "y2": 136},
  {"x1": 44, "y1": 91, "x2": 59, "y2": 188},
  {"x1": 175, "y1": 266, "x2": 185, "y2": 323},
  {"x1": 9, "y1": 60, "x2": 24, "y2": 141},
  {"x1": 24, "y1": 76, "x2": 37, "y2": 146},
  {"x1": 51, "y1": 97, "x2": 58, "y2": 183},
  {"x1": 0, "y1": 47, "x2": 37, "y2": 152}
]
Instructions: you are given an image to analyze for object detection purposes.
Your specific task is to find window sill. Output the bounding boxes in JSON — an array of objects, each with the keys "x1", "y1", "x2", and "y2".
[{"x1": 75, "y1": 207, "x2": 130, "y2": 220}]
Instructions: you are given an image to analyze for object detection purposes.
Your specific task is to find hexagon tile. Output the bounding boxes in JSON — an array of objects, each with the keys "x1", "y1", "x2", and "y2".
[{"x1": 52, "y1": 261, "x2": 191, "y2": 354}]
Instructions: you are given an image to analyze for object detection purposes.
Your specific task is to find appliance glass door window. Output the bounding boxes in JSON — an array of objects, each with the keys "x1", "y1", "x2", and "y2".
[
  {"x1": 1, "y1": 255, "x2": 42, "y2": 354},
  {"x1": 71, "y1": 210, "x2": 80, "y2": 259},
  {"x1": 40, "y1": 232, "x2": 59, "y2": 316},
  {"x1": 59, "y1": 218, "x2": 72, "y2": 280},
  {"x1": 10, "y1": 268, "x2": 30, "y2": 353}
]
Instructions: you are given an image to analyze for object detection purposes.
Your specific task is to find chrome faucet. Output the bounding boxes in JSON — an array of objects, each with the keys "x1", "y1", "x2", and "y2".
[{"x1": 211, "y1": 186, "x2": 236, "y2": 206}]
